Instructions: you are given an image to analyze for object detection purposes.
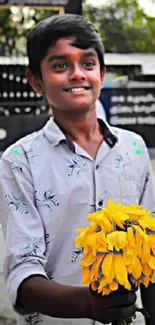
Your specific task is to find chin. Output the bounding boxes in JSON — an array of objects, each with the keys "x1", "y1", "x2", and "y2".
[{"x1": 71, "y1": 100, "x2": 94, "y2": 109}]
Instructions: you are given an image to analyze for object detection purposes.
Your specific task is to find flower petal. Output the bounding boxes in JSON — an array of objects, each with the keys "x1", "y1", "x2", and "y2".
[
  {"x1": 81, "y1": 266, "x2": 91, "y2": 285},
  {"x1": 114, "y1": 254, "x2": 131, "y2": 289},
  {"x1": 89, "y1": 255, "x2": 104, "y2": 281},
  {"x1": 107, "y1": 232, "x2": 119, "y2": 251},
  {"x1": 142, "y1": 241, "x2": 150, "y2": 264},
  {"x1": 101, "y1": 253, "x2": 113, "y2": 279},
  {"x1": 148, "y1": 255, "x2": 155, "y2": 269},
  {"x1": 127, "y1": 227, "x2": 135, "y2": 248},
  {"x1": 131, "y1": 257, "x2": 142, "y2": 280}
]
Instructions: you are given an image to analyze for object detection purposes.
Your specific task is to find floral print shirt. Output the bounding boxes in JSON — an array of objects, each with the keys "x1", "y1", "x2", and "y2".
[{"x1": 0, "y1": 117, "x2": 155, "y2": 325}]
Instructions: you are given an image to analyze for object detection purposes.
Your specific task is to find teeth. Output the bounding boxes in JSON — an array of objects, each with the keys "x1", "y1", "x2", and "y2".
[{"x1": 68, "y1": 88, "x2": 85, "y2": 92}]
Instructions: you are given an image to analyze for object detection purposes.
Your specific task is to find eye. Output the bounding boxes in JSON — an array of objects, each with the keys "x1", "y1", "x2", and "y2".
[
  {"x1": 53, "y1": 63, "x2": 68, "y2": 70},
  {"x1": 83, "y1": 61, "x2": 95, "y2": 68}
]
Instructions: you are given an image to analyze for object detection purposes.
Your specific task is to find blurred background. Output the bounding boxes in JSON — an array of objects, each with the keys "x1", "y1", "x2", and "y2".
[{"x1": 0, "y1": 0, "x2": 155, "y2": 323}]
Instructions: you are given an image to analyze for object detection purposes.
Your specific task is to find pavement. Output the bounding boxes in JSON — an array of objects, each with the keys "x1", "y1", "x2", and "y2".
[{"x1": 0, "y1": 159, "x2": 154, "y2": 324}]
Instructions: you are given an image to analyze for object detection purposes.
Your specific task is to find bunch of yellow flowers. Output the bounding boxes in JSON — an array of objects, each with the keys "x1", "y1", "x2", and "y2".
[{"x1": 75, "y1": 199, "x2": 155, "y2": 296}]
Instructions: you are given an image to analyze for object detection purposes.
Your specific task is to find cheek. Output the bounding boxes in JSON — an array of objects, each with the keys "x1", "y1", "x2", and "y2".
[
  {"x1": 42, "y1": 69, "x2": 63, "y2": 88},
  {"x1": 43, "y1": 80, "x2": 61, "y2": 96},
  {"x1": 92, "y1": 77, "x2": 103, "y2": 92},
  {"x1": 90, "y1": 70, "x2": 103, "y2": 86}
]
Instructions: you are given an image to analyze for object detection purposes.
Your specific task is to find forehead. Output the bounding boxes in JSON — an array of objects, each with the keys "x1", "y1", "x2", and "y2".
[{"x1": 45, "y1": 37, "x2": 98, "y2": 58}]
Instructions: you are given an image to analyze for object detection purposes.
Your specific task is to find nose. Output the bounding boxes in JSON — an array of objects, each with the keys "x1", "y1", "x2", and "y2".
[{"x1": 69, "y1": 64, "x2": 86, "y2": 81}]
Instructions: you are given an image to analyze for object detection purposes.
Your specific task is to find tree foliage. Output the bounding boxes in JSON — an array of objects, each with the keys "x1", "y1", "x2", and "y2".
[
  {"x1": 83, "y1": 0, "x2": 155, "y2": 53},
  {"x1": 0, "y1": 7, "x2": 59, "y2": 56},
  {"x1": 0, "y1": 0, "x2": 155, "y2": 55}
]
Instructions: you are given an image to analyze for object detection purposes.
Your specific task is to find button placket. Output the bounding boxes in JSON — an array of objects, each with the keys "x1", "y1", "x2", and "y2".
[{"x1": 95, "y1": 161, "x2": 104, "y2": 210}]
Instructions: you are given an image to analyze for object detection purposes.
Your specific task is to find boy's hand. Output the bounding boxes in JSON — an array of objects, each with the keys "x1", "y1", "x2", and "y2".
[{"x1": 89, "y1": 288, "x2": 137, "y2": 324}]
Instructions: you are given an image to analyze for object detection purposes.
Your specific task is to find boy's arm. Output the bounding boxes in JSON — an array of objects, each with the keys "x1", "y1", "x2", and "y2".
[
  {"x1": 0, "y1": 147, "x2": 48, "y2": 306},
  {"x1": 16, "y1": 274, "x2": 136, "y2": 323}
]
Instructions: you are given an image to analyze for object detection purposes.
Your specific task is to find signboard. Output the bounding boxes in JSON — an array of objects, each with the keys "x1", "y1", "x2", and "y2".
[
  {"x1": 106, "y1": 88, "x2": 155, "y2": 148},
  {"x1": 0, "y1": 0, "x2": 82, "y2": 14},
  {"x1": 0, "y1": 0, "x2": 69, "y2": 6},
  {"x1": 0, "y1": 116, "x2": 49, "y2": 151}
]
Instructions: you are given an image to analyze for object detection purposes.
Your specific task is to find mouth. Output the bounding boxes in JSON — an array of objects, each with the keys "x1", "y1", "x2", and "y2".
[{"x1": 64, "y1": 86, "x2": 90, "y2": 93}]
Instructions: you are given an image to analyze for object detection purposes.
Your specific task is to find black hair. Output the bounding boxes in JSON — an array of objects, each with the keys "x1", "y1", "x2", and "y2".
[{"x1": 27, "y1": 14, "x2": 105, "y2": 79}]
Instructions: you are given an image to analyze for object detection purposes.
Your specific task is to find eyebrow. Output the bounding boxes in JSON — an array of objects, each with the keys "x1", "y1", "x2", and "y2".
[
  {"x1": 82, "y1": 50, "x2": 98, "y2": 58},
  {"x1": 48, "y1": 54, "x2": 67, "y2": 62},
  {"x1": 47, "y1": 50, "x2": 98, "y2": 63}
]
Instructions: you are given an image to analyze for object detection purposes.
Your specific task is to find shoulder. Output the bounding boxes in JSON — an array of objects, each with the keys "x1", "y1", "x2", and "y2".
[
  {"x1": 110, "y1": 126, "x2": 148, "y2": 160},
  {"x1": 111, "y1": 126, "x2": 146, "y2": 146},
  {"x1": 1, "y1": 128, "x2": 45, "y2": 166}
]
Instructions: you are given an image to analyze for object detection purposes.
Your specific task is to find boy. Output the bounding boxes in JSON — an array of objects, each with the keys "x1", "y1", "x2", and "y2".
[{"x1": 0, "y1": 14, "x2": 155, "y2": 325}]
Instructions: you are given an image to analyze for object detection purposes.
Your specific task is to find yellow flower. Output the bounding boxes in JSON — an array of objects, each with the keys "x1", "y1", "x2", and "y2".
[
  {"x1": 107, "y1": 231, "x2": 127, "y2": 251},
  {"x1": 149, "y1": 234, "x2": 155, "y2": 256},
  {"x1": 75, "y1": 198, "x2": 155, "y2": 296},
  {"x1": 127, "y1": 227, "x2": 136, "y2": 248},
  {"x1": 89, "y1": 255, "x2": 104, "y2": 281},
  {"x1": 114, "y1": 253, "x2": 131, "y2": 290},
  {"x1": 101, "y1": 253, "x2": 114, "y2": 279},
  {"x1": 130, "y1": 256, "x2": 142, "y2": 280},
  {"x1": 143, "y1": 263, "x2": 152, "y2": 277},
  {"x1": 148, "y1": 255, "x2": 155, "y2": 269},
  {"x1": 142, "y1": 241, "x2": 150, "y2": 264}
]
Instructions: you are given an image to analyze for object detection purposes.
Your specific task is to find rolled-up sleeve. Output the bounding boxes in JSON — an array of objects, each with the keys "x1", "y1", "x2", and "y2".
[{"x1": 0, "y1": 145, "x2": 47, "y2": 306}]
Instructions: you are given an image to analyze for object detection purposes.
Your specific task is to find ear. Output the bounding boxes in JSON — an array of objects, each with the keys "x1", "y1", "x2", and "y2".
[
  {"x1": 26, "y1": 70, "x2": 44, "y2": 95},
  {"x1": 100, "y1": 67, "x2": 106, "y2": 88}
]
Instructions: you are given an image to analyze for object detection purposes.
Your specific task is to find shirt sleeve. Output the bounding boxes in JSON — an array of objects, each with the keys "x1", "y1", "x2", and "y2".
[
  {"x1": 0, "y1": 145, "x2": 48, "y2": 306},
  {"x1": 139, "y1": 142, "x2": 155, "y2": 216}
]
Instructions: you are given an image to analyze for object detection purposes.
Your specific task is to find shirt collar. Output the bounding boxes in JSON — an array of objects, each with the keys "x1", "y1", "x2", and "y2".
[
  {"x1": 43, "y1": 116, "x2": 118, "y2": 152},
  {"x1": 43, "y1": 117, "x2": 66, "y2": 146}
]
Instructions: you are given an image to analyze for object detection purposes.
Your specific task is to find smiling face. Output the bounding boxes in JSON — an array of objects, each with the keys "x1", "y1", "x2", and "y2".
[{"x1": 28, "y1": 37, "x2": 105, "y2": 116}]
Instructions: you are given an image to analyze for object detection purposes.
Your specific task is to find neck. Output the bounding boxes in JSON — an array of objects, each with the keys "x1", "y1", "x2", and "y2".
[{"x1": 53, "y1": 110, "x2": 101, "y2": 142}]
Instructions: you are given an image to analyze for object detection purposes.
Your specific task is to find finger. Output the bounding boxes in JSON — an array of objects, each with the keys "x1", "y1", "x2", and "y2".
[
  {"x1": 99, "y1": 304, "x2": 136, "y2": 324},
  {"x1": 104, "y1": 291, "x2": 136, "y2": 308},
  {"x1": 115, "y1": 304, "x2": 137, "y2": 321},
  {"x1": 118, "y1": 284, "x2": 138, "y2": 293}
]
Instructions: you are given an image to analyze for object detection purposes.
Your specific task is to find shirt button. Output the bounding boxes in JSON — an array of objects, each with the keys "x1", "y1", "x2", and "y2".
[
  {"x1": 96, "y1": 165, "x2": 99, "y2": 170},
  {"x1": 98, "y1": 199, "x2": 103, "y2": 207}
]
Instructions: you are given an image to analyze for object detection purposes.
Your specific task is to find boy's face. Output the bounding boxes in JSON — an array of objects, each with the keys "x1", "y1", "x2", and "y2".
[{"x1": 29, "y1": 37, "x2": 104, "y2": 114}]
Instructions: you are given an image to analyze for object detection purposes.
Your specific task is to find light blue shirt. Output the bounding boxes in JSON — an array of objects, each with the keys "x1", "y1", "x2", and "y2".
[
  {"x1": 0, "y1": 117, "x2": 155, "y2": 325},
  {"x1": 96, "y1": 99, "x2": 106, "y2": 120}
]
